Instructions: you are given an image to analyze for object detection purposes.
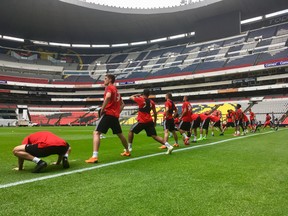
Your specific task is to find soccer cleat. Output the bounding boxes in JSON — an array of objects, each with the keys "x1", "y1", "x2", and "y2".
[
  {"x1": 165, "y1": 146, "x2": 174, "y2": 155},
  {"x1": 32, "y1": 160, "x2": 47, "y2": 173},
  {"x1": 85, "y1": 157, "x2": 98, "y2": 163},
  {"x1": 159, "y1": 145, "x2": 167, "y2": 149},
  {"x1": 219, "y1": 133, "x2": 224, "y2": 136},
  {"x1": 191, "y1": 140, "x2": 197, "y2": 143},
  {"x1": 203, "y1": 136, "x2": 207, "y2": 140},
  {"x1": 197, "y1": 137, "x2": 203, "y2": 141},
  {"x1": 184, "y1": 138, "x2": 190, "y2": 145},
  {"x1": 173, "y1": 143, "x2": 180, "y2": 147},
  {"x1": 62, "y1": 156, "x2": 70, "y2": 169},
  {"x1": 121, "y1": 151, "x2": 131, "y2": 157}
]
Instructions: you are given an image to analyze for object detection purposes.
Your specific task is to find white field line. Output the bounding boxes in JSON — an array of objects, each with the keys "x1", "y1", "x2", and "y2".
[{"x1": 0, "y1": 129, "x2": 282, "y2": 189}]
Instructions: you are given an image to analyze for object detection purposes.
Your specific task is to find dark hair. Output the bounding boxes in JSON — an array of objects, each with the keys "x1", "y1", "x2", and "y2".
[
  {"x1": 143, "y1": 89, "x2": 150, "y2": 97},
  {"x1": 236, "y1": 104, "x2": 241, "y2": 109},
  {"x1": 166, "y1": 92, "x2": 172, "y2": 100},
  {"x1": 106, "y1": 74, "x2": 115, "y2": 84}
]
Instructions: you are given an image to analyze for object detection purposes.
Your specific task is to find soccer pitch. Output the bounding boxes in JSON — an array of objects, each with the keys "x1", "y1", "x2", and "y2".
[{"x1": 0, "y1": 126, "x2": 287, "y2": 216}]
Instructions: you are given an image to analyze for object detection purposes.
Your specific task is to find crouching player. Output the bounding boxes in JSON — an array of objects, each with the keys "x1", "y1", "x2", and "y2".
[
  {"x1": 12, "y1": 131, "x2": 71, "y2": 173},
  {"x1": 210, "y1": 114, "x2": 224, "y2": 136}
]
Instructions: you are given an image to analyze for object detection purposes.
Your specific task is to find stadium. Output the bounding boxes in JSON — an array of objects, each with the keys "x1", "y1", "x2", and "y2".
[{"x1": 0, "y1": 0, "x2": 288, "y2": 215}]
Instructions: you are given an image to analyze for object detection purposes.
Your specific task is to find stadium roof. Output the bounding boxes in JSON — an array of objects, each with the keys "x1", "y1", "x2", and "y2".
[{"x1": 0, "y1": 0, "x2": 287, "y2": 44}]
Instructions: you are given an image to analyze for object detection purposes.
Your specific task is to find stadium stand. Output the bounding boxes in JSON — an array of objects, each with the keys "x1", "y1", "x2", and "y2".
[{"x1": 0, "y1": 18, "x2": 287, "y2": 126}]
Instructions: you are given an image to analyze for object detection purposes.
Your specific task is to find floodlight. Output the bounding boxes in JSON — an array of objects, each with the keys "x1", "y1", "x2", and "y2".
[
  {"x1": 265, "y1": 9, "x2": 288, "y2": 18},
  {"x1": 150, "y1": 37, "x2": 167, "y2": 43},
  {"x1": 92, "y1": 44, "x2": 110, "y2": 48},
  {"x1": 49, "y1": 42, "x2": 71, "y2": 47},
  {"x1": 72, "y1": 44, "x2": 91, "y2": 48},
  {"x1": 241, "y1": 16, "x2": 263, "y2": 24},
  {"x1": 130, "y1": 41, "x2": 147, "y2": 46},
  {"x1": 3, "y1": 35, "x2": 24, "y2": 42}
]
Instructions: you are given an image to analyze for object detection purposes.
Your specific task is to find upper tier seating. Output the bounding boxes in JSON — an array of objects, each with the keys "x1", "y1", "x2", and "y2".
[{"x1": 0, "y1": 22, "x2": 288, "y2": 84}]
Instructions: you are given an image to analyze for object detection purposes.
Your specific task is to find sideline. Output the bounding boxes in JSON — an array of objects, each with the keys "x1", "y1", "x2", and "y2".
[{"x1": 0, "y1": 129, "x2": 281, "y2": 189}]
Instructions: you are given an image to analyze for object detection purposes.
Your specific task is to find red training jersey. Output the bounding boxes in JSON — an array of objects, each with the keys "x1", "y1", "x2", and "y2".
[
  {"x1": 181, "y1": 101, "x2": 192, "y2": 122},
  {"x1": 199, "y1": 113, "x2": 209, "y2": 121},
  {"x1": 164, "y1": 99, "x2": 176, "y2": 120},
  {"x1": 209, "y1": 115, "x2": 220, "y2": 122},
  {"x1": 104, "y1": 85, "x2": 121, "y2": 118},
  {"x1": 266, "y1": 115, "x2": 271, "y2": 121},
  {"x1": 226, "y1": 112, "x2": 233, "y2": 123},
  {"x1": 243, "y1": 113, "x2": 249, "y2": 122},
  {"x1": 249, "y1": 111, "x2": 255, "y2": 121},
  {"x1": 22, "y1": 131, "x2": 67, "y2": 148},
  {"x1": 191, "y1": 113, "x2": 199, "y2": 121},
  {"x1": 134, "y1": 96, "x2": 155, "y2": 123},
  {"x1": 235, "y1": 108, "x2": 243, "y2": 120}
]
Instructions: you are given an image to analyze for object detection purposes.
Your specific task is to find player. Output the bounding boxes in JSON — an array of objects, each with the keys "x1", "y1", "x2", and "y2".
[
  {"x1": 159, "y1": 92, "x2": 177, "y2": 153},
  {"x1": 234, "y1": 104, "x2": 243, "y2": 136},
  {"x1": 248, "y1": 108, "x2": 256, "y2": 132},
  {"x1": 197, "y1": 112, "x2": 210, "y2": 141},
  {"x1": 190, "y1": 113, "x2": 201, "y2": 143},
  {"x1": 85, "y1": 74, "x2": 130, "y2": 163},
  {"x1": 262, "y1": 113, "x2": 272, "y2": 129},
  {"x1": 274, "y1": 118, "x2": 280, "y2": 131},
  {"x1": 223, "y1": 109, "x2": 235, "y2": 131},
  {"x1": 178, "y1": 96, "x2": 192, "y2": 146},
  {"x1": 128, "y1": 89, "x2": 173, "y2": 154},
  {"x1": 210, "y1": 113, "x2": 224, "y2": 136},
  {"x1": 12, "y1": 131, "x2": 71, "y2": 173},
  {"x1": 241, "y1": 112, "x2": 249, "y2": 135}
]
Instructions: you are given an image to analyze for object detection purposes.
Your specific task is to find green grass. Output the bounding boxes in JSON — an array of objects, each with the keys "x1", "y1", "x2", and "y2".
[{"x1": 0, "y1": 126, "x2": 288, "y2": 216}]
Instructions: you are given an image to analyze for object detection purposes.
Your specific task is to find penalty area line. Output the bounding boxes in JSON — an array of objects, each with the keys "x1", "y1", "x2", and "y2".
[{"x1": 0, "y1": 129, "x2": 281, "y2": 189}]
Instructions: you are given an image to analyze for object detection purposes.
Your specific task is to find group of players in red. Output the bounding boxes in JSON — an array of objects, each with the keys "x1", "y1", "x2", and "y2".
[{"x1": 13, "y1": 74, "x2": 280, "y2": 172}]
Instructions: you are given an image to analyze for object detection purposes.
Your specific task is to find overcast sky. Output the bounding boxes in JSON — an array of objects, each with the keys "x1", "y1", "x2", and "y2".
[{"x1": 85, "y1": 0, "x2": 184, "y2": 8}]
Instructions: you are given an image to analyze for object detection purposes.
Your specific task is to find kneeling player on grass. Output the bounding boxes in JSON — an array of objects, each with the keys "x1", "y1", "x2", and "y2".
[
  {"x1": 12, "y1": 131, "x2": 71, "y2": 173},
  {"x1": 128, "y1": 89, "x2": 173, "y2": 154}
]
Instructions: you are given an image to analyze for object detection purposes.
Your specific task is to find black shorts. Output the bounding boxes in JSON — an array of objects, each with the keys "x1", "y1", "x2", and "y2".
[
  {"x1": 213, "y1": 120, "x2": 221, "y2": 128},
  {"x1": 235, "y1": 119, "x2": 243, "y2": 127},
  {"x1": 25, "y1": 144, "x2": 69, "y2": 157},
  {"x1": 201, "y1": 118, "x2": 210, "y2": 130},
  {"x1": 191, "y1": 116, "x2": 201, "y2": 129},
  {"x1": 226, "y1": 122, "x2": 235, "y2": 127},
  {"x1": 179, "y1": 121, "x2": 191, "y2": 131},
  {"x1": 250, "y1": 120, "x2": 255, "y2": 126},
  {"x1": 95, "y1": 114, "x2": 122, "y2": 134},
  {"x1": 130, "y1": 121, "x2": 157, "y2": 137},
  {"x1": 164, "y1": 119, "x2": 176, "y2": 132}
]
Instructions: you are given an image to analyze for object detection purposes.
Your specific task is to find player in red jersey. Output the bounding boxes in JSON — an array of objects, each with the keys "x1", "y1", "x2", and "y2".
[
  {"x1": 190, "y1": 113, "x2": 201, "y2": 142},
  {"x1": 159, "y1": 93, "x2": 177, "y2": 153},
  {"x1": 178, "y1": 96, "x2": 192, "y2": 146},
  {"x1": 248, "y1": 108, "x2": 256, "y2": 132},
  {"x1": 210, "y1": 113, "x2": 224, "y2": 136},
  {"x1": 234, "y1": 104, "x2": 243, "y2": 136},
  {"x1": 263, "y1": 113, "x2": 272, "y2": 129},
  {"x1": 223, "y1": 109, "x2": 235, "y2": 131},
  {"x1": 197, "y1": 112, "x2": 210, "y2": 141},
  {"x1": 12, "y1": 131, "x2": 71, "y2": 173},
  {"x1": 242, "y1": 112, "x2": 249, "y2": 135},
  {"x1": 128, "y1": 89, "x2": 173, "y2": 154},
  {"x1": 86, "y1": 74, "x2": 130, "y2": 163}
]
